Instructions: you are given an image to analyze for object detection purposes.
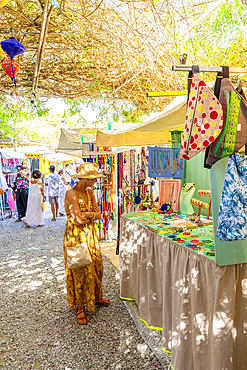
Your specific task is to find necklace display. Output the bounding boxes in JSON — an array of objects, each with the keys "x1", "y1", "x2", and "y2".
[{"x1": 148, "y1": 147, "x2": 184, "y2": 178}]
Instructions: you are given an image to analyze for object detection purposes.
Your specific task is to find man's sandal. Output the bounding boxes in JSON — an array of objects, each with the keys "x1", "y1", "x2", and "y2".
[
  {"x1": 77, "y1": 308, "x2": 87, "y2": 325},
  {"x1": 96, "y1": 298, "x2": 110, "y2": 306}
]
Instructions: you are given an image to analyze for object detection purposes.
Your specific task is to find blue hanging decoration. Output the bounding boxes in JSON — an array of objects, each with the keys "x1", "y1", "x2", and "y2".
[
  {"x1": 81, "y1": 136, "x2": 83, "y2": 143},
  {"x1": 108, "y1": 122, "x2": 111, "y2": 130},
  {"x1": 1, "y1": 37, "x2": 26, "y2": 58}
]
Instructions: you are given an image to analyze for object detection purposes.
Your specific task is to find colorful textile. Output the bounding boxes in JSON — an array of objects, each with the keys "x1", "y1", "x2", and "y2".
[
  {"x1": 205, "y1": 76, "x2": 247, "y2": 168},
  {"x1": 217, "y1": 153, "x2": 247, "y2": 241},
  {"x1": 39, "y1": 156, "x2": 44, "y2": 174},
  {"x1": 25, "y1": 154, "x2": 39, "y2": 158},
  {"x1": 63, "y1": 194, "x2": 103, "y2": 310},
  {"x1": 221, "y1": 91, "x2": 241, "y2": 158},
  {"x1": 43, "y1": 157, "x2": 50, "y2": 175},
  {"x1": 15, "y1": 174, "x2": 29, "y2": 190},
  {"x1": 181, "y1": 66, "x2": 223, "y2": 160},
  {"x1": 125, "y1": 211, "x2": 215, "y2": 259}
]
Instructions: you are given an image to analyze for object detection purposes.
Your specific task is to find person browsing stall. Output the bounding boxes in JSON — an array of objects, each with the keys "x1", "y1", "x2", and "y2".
[
  {"x1": 13, "y1": 165, "x2": 29, "y2": 222},
  {"x1": 25, "y1": 169, "x2": 45, "y2": 227},
  {"x1": 45, "y1": 165, "x2": 60, "y2": 221},
  {"x1": 63, "y1": 163, "x2": 110, "y2": 325}
]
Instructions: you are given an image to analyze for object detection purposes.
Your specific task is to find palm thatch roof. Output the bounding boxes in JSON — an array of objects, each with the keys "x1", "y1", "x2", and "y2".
[{"x1": 0, "y1": 0, "x2": 221, "y2": 113}]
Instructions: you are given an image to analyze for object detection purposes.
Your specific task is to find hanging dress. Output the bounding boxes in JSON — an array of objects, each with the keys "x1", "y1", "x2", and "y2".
[
  {"x1": 25, "y1": 182, "x2": 44, "y2": 227},
  {"x1": 58, "y1": 177, "x2": 66, "y2": 215},
  {"x1": 63, "y1": 192, "x2": 103, "y2": 311}
]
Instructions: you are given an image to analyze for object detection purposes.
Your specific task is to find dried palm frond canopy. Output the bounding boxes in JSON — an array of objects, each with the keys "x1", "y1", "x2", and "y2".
[{"x1": 0, "y1": 0, "x2": 220, "y2": 112}]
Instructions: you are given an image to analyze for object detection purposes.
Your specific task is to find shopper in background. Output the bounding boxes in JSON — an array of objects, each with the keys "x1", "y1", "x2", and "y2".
[
  {"x1": 25, "y1": 169, "x2": 45, "y2": 227},
  {"x1": 12, "y1": 165, "x2": 29, "y2": 222},
  {"x1": 58, "y1": 169, "x2": 67, "y2": 216},
  {"x1": 45, "y1": 165, "x2": 60, "y2": 221}
]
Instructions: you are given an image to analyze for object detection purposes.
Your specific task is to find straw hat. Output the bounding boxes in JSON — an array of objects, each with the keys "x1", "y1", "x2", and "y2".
[{"x1": 72, "y1": 163, "x2": 105, "y2": 179}]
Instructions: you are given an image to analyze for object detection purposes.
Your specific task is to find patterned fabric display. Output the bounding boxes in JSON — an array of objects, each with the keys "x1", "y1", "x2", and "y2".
[
  {"x1": 221, "y1": 92, "x2": 241, "y2": 158},
  {"x1": 205, "y1": 76, "x2": 247, "y2": 168},
  {"x1": 217, "y1": 153, "x2": 247, "y2": 241},
  {"x1": 181, "y1": 71, "x2": 223, "y2": 160}
]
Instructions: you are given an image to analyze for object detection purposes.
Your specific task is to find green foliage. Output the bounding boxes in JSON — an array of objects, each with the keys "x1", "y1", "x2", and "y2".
[
  {"x1": 176, "y1": 0, "x2": 247, "y2": 67},
  {"x1": 64, "y1": 98, "x2": 143, "y2": 127},
  {"x1": 0, "y1": 95, "x2": 51, "y2": 143}
]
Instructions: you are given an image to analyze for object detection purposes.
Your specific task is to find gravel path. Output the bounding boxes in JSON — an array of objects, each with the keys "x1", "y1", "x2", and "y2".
[{"x1": 0, "y1": 206, "x2": 165, "y2": 370}]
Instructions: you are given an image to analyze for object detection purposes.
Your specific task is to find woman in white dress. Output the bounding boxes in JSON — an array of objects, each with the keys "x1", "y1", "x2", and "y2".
[
  {"x1": 25, "y1": 170, "x2": 45, "y2": 227},
  {"x1": 58, "y1": 169, "x2": 67, "y2": 216}
]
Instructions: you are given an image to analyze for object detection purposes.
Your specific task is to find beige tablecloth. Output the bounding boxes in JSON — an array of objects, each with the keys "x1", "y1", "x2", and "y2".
[{"x1": 120, "y1": 216, "x2": 247, "y2": 370}]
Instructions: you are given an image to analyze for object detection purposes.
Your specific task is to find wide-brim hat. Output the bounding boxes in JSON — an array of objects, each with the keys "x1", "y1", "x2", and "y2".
[{"x1": 72, "y1": 163, "x2": 105, "y2": 179}]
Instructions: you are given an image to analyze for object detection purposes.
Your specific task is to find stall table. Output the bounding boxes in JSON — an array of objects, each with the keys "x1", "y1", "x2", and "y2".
[{"x1": 120, "y1": 212, "x2": 247, "y2": 370}]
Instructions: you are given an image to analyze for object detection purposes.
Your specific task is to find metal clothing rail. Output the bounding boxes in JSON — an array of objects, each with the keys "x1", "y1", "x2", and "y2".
[{"x1": 172, "y1": 65, "x2": 247, "y2": 74}]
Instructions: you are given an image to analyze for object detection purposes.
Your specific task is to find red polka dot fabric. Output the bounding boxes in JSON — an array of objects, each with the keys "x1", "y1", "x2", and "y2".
[{"x1": 181, "y1": 74, "x2": 223, "y2": 160}]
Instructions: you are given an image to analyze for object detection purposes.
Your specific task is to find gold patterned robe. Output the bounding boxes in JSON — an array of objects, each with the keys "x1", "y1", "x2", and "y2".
[{"x1": 63, "y1": 194, "x2": 103, "y2": 311}]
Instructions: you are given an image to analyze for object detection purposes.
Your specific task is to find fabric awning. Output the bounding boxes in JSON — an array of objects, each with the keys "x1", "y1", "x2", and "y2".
[
  {"x1": 0, "y1": 148, "x2": 26, "y2": 159},
  {"x1": 96, "y1": 95, "x2": 187, "y2": 146},
  {"x1": 56, "y1": 128, "x2": 98, "y2": 157},
  {"x1": 56, "y1": 95, "x2": 188, "y2": 151}
]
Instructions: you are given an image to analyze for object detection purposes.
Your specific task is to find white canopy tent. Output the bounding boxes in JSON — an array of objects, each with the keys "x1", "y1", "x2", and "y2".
[
  {"x1": 0, "y1": 148, "x2": 26, "y2": 160},
  {"x1": 56, "y1": 128, "x2": 143, "y2": 156},
  {"x1": 56, "y1": 128, "x2": 95, "y2": 157},
  {"x1": 56, "y1": 95, "x2": 187, "y2": 152},
  {"x1": 96, "y1": 95, "x2": 187, "y2": 147}
]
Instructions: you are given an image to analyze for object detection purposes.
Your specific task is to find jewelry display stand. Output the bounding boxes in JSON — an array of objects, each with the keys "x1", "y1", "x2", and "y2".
[
  {"x1": 158, "y1": 179, "x2": 181, "y2": 212},
  {"x1": 191, "y1": 190, "x2": 212, "y2": 220},
  {"x1": 179, "y1": 183, "x2": 196, "y2": 215}
]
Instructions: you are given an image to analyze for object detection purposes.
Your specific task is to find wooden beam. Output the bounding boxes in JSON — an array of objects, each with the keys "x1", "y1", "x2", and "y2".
[{"x1": 32, "y1": 0, "x2": 54, "y2": 98}]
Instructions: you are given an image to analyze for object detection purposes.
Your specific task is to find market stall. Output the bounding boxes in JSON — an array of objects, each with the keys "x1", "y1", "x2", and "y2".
[
  {"x1": 93, "y1": 67, "x2": 247, "y2": 369},
  {"x1": 119, "y1": 213, "x2": 247, "y2": 370},
  {"x1": 0, "y1": 148, "x2": 26, "y2": 218}
]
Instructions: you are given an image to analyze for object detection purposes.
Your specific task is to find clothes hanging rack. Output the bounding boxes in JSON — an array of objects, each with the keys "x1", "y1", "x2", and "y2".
[
  {"x1": 172, "y1": 65, "x2": 247, "y2": 74},
  {"x1": 146, "y1": 66, "x2": 247, "y2": 98}
]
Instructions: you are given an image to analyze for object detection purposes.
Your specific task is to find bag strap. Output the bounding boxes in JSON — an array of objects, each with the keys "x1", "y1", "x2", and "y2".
[
  {"x1": 214, "y1": 66, "x2": 229, "y2": 99},
  {"x1": 204, "y1": 66, "x2": 229, "y2": 168},
  {"x1": 187, "y1": 65, "x2": 200, "y2": 103}
]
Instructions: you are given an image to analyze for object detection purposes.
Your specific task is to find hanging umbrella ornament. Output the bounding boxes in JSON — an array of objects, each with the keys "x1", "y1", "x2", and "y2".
[
  {"x1": 1, "y1": 37, "x2": 26, "y2": 58},
  {"x1": 2, "y1": 55, "x2": 21, "y2": 104},
  {"x1": 1, "y1": 37, "x2": 26, "y2": 104}
]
